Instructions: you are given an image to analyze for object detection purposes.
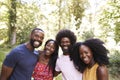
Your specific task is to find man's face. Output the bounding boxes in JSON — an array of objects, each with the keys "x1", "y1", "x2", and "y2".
[
  {"x1": 30, "y1": 30, "x2": 44, "y2": 48},
  {"x1": 60, "y1": 37, "x2": 71, "y2": 54}
]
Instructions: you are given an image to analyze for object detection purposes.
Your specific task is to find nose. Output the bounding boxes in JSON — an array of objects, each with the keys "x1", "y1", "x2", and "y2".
[
  {"x1": 62, "y1": 42, "x2": 68, "y2": 46},
  {"x1": 82, "y1": 53, "x2": 86, "y2": 58},
  {"x1": 37, "y1": 37, "x2": 43, "y2": 42},
  {"x1": 47, "y1": 46, "x2": 51, "y2": 50}
]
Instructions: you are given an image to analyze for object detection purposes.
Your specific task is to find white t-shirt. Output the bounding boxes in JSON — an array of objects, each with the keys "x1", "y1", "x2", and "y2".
[{"x1": 55, "y1": 55, "x2": 82, "y2": 80}]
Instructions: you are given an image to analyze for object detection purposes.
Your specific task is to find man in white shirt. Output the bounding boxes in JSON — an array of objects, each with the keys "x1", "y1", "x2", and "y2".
[{"x1": 55, "y1": 29, "x2": 82, "y2": 80}]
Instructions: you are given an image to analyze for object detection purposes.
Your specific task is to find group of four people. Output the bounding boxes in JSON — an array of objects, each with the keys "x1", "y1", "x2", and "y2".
[{"x1": 0, "y1": 28, "x2": 109, "y2": 80}]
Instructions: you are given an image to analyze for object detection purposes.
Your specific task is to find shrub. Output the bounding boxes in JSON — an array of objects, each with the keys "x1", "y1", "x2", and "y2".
[{"x1": 109, "y1": 50, "x2": 120, "y2": 79}]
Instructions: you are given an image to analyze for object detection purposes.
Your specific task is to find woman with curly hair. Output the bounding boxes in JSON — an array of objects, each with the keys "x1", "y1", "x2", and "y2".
[{"x1": 71, "y1": 38, "x2": 109, "y2": 80}]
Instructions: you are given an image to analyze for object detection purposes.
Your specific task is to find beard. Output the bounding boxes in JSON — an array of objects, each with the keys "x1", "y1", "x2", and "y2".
[
  {"x1": 61, "y1": 45, "x2": 71, "y2": 54},
  {"x1": 62, "y1": 48, "x2": 69, "y2": 53},
  {"x1": 30, "y1": 39, "x2": 42, "y2": 48}
]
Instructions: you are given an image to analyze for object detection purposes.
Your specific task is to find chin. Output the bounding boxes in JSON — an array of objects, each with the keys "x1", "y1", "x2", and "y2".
[{"x1": 34, "y1": 46, "x2": 39, "y2": 48}]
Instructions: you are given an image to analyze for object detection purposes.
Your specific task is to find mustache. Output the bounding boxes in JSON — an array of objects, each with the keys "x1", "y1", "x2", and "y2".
[{"x1": 30, "y1": 39, "x2": 42, "y2": 48}]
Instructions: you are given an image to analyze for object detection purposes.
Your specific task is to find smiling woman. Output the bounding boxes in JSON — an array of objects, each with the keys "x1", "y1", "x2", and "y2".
[
  {"x1": 71, "y1": 38, "x2": 109, "y2": 80},
  {"x1": 32, "y1": 39, "x2": 59, "y2": 80}
]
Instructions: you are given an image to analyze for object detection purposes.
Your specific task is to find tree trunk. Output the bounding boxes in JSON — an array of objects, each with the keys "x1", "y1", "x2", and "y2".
[{"x1": 8, "y1": 0, "x2": 16, "y2": 45}]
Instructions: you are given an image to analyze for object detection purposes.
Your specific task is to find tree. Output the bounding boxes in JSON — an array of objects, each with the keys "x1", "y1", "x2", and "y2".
[
  {"x1": 71, "y1": 0, "x2": 87, "y2": 29},
  {"x1": 8, "y1": 0, "x2": 17, "y2": 45},
  {"x1": 99, "y1": 0, "x2": 120, "y2": 43},
  {"x1": 16, "y1": 2, "x2": 42, "y2": 44}
]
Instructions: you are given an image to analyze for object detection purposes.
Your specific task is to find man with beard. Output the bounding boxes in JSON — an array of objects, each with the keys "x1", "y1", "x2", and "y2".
[
  {"x1": 54, "y1": 29, "x2": 82, "y2": 80},
  {"x1": 0, "y1": 28, "x2": 44, "y2": 80}
]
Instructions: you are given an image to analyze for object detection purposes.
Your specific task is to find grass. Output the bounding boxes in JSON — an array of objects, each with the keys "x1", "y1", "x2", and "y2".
[
  {"x1": 54, "y1": 74, "x2": 62, "y2": 80},
  {"x1": 0, "y1": 47, "x2": 11, "y2": 73}
]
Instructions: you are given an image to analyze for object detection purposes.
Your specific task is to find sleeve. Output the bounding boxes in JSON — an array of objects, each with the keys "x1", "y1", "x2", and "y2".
[
  {"x1": 3, "y1": 48, "x2": 20, "y2": 68},
  {"x1": 55, "y1": 58, "x2": 61, "y2": 72}
]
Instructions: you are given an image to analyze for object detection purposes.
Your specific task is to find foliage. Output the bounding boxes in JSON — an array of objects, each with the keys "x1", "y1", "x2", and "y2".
[
  {"x1": 7, "y1": 0, "x2": 17, "y2": 45},
  {"x1": 0, "y1": 28, "x2": 8, "y2": 41},
  {"x1": 99, "y1": 0, "x2": 120, "y2": 43},
  {"x1": 115, "y1": 22, "x2": 120, "y2": 43},
  {"x1": 81, "y1": 29, "x2": 95, "y2": 40},
  {"x1": 71, "y1": 0, "x2": 87, "y2": 29},
  {"x1": 0, "y1": 48, "x2": 11, "y2": 71},
  {"x1": 109, "y1": 50, "x2": 120, "y2": 79},
  {"x1": 16, "y1": 2, "x2": 41, "y2": 44},
  {"x1": 0, "y1": 0, "x2": 42, "y2": 44}
]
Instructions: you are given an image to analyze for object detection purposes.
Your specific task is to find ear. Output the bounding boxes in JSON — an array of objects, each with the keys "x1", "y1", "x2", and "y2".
[{"x1": 29, "y1": 34, "x2": 32, "y2": 39}]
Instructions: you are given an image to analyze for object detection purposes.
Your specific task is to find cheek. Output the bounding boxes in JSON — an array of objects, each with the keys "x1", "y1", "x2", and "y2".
[
  {"x1": 79, "y1": 49, "x2": 82, "y2": 58},
  {"x1": 79, "y1": 52, "x2": 82, "y2": 58},
  {"x1": 51, "y1": 49, "x2": 55, "y2": 53}
]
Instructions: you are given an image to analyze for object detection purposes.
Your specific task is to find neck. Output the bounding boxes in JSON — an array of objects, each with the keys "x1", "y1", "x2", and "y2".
[
  {"x1": 88, "y1": 59, "x2": 95, "y2": 68},
  {"x1": 63, "y1": 53, "x2": 69, "y2": 55},
  {"x1": 43, "y1": 53, "x2": 51, "y2": 60},
  {"x1": 25, "y1": 42, "x2": 34, "y2": 51}
]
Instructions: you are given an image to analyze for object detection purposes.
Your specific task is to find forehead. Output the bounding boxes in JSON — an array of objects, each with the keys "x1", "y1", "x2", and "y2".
[
  {"x1": 47, "y1": 41, "x2": 55, "y2": 44},
  {"x1": 61, "y1": 37, "x2": 70, "y2": 42},
  {"x1": 80, "y1": 45, "x2": 91, "y2": 51},
  {"x1": 46, "y1": 41, "x2": 55, "y2": 47},
  {"x1": 32, "y1": 30, "x2": 44, "y2": 35}
]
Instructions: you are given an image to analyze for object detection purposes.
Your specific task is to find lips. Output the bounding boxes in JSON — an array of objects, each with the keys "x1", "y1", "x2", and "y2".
[
  {"x1": 63, "y1": 46, "x2": 68, "y2": 49},
  {"x1": 45, "y1": 50, "x2": 52, "y2": 55},
  {"x1": 82, "y1": 57, "x2": 89, "y2": 64},
  {"x1": 46, "y1": 50, "x2": 50, "y2": 53}
]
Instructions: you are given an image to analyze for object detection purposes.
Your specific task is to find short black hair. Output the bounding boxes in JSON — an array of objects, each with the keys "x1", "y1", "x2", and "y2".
[
  {"x1": 56, "y1": 29, "x2": 76, "y2": 46},
  {"x1": 31, "y1": 28, "x2": 44, "y2": 34}
]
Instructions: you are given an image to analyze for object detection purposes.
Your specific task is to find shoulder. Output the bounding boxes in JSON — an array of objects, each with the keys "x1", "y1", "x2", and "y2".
[
  {"x1": 38, "y1": 50, "x2": 44, "y2": 56},
  {"x1": 97, "y1": 65, "x2": 107, "y2": 74},
  {"x1": 97, "y1": 65, "x2": 108, "y2": 80},
  {"x1": 56, "y1": 55, "x2": 70, "y2": 64},
  {"x1": 56, "y1": 55, "x2": 65, "y2": 61},
  {"x1": 12, "y1": 44, "x2": 25, "y2": 52},
  {"x1": 10, "y1": 44, "x2": 25, "y2": 54}
]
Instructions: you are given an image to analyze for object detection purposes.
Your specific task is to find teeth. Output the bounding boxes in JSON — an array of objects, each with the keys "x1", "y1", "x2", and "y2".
[
  {"x1": 83, "y1": 58, "x2": 88, "y2": 61},
  {"x1": 34, "y1": 41, "x2": 39, "y2": 46},
  {"x1": 63, "y1": 46, "x2": 68, "y2": 49},
  {"x1": 46, "y1": 50, "x2": 50, "y2": 53}
]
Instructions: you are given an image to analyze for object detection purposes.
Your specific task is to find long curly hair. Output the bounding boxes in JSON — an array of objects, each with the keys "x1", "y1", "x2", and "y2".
[
  {"x1": 70, "y1": 42, "x2": 86, "y2": 73},
  {"x1": 71, "y1": 38, "x2": 109, "y2": 72},
  {"x1": 82, "y1": 38, "x2": 109, "y2": 65}
]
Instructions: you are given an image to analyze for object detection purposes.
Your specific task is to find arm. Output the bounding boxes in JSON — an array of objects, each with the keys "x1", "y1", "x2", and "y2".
[
  {"x1": 97, "y1": 65, "x2": 108, "y2": 80},
  {"x1": 0, "y1": 65, "x2": 13, "y2": 80},
  {"x1": 54, "y1": 71, "x2": 61, "y2": 77},
  {"x1": 54, "y1": 58, "x2": 61, "y2": 77}
]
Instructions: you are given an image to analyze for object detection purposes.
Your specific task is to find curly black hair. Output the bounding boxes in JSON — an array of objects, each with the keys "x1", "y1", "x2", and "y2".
[
  {"x1": 70, "y1": 42, "x2": 86, "y2": 73},
  {"x1": 56, "y1": 29, "x2": 77, "y2": 46},
  {"x1": 71, "y1": 38, "x2": 109, "y2": 72},
  {"x1": 44, "y1": 39, "x2": 59, "y2": 76},
  {"x1": 83, "y1": 38, "x2": 109, "y2": 65}
]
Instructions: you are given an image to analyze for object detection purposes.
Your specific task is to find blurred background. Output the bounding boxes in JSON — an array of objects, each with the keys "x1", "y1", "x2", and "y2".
[{"x1": 0, "y1": 0, "x2": 120, "y2": 80}]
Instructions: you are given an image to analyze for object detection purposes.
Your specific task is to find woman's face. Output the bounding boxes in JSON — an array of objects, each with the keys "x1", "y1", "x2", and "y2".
[
  {"x1": 44, "y1": 41, "x2": 55, "y2": 56},
  {"x1": 79, "y1": 45, "x2": 94, "y2": 65}
]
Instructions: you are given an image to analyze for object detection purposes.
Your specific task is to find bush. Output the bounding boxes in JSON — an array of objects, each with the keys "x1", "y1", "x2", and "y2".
[
  {"x1": 109, "y1": 50, "x2": 120, "y2": 79},
  {"x1": 0, "y1": 48, "x2": 11, "y2": 71}
]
